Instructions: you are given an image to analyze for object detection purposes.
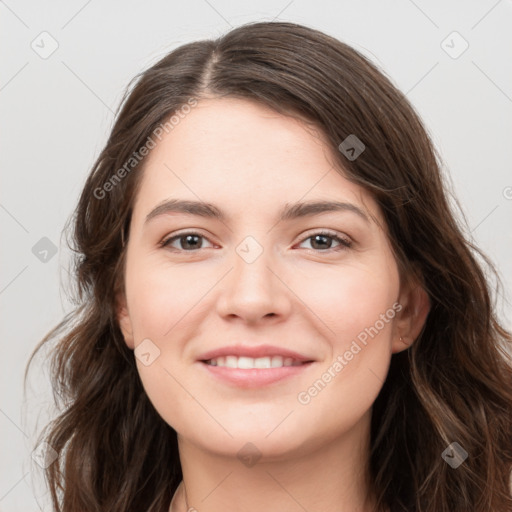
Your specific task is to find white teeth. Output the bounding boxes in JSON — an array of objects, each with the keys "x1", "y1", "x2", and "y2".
[
  {"x1": 206, "y1": 355, "x2": 306, "y2": 368},
  {"x1": 238, "y1": 356, "x2": 256, "y2": 369},
  {"x1": 254, "y1": 357, "x2": 271, "y2": 369},
  {"x1": 271, "y1": 356, "x2": 283, "y2": 368},
  {"x1": 225, "y1": 355, "x2": 237, "y2": 368}
]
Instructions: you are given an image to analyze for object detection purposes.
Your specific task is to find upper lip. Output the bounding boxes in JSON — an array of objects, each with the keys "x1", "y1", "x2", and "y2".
[{"x1": 197, "y1": 344, "x2": 315, "y2": 362}]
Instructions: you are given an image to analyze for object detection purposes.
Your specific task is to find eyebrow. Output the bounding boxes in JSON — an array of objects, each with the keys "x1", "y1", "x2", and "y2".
[{"x1": 144, "y1": 198, "x2": 370, "y2": 226}]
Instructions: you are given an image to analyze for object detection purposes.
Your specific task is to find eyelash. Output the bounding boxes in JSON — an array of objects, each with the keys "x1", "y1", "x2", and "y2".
[{"x1": 158, "y1": 230, "x2": 353, "y2": 254}]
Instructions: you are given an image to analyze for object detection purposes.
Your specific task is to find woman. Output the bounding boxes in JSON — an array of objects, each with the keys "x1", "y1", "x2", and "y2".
[{"x1": 27, "y1": 20, "x2": 512, "y2": 512}]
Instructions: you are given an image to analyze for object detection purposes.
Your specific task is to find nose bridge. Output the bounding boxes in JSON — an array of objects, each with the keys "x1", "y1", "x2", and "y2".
[
  {"x1": 233, "y1": 233, "x2": 275, "y2": 294},
  {"x1": 216, "y1": 234, "x2": 288, "y2": 321},
  {"x1": 236, "y1": 234, "x2": 272, "y2": 281}
]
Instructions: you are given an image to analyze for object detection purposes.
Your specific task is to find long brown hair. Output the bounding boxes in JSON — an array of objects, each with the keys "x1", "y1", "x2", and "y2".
[{"x1": 26, "y1": 21, "x2": 512, "y2": 512}]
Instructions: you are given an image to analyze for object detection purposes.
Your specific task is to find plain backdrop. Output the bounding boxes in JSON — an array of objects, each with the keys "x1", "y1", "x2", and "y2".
[{"x1": 1, "y1": 1, "x2": 511, "y2": 510}]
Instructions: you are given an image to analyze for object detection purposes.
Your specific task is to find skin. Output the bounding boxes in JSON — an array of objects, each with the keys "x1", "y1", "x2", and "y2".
[{"x1": 117, "y1": 97, "x2": 430, "y2": 512}]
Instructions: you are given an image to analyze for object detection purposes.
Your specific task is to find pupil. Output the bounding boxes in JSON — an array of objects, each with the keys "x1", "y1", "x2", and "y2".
[
  {"x1": 312, "y1": 234, "x2": 331, "y2": 250},
  {"x1": 183, "y1": 235, "x2": 200, "y2": 250}
]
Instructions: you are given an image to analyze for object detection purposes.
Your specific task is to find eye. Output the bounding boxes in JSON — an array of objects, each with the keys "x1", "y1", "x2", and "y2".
[
  {"x1": 297, "y1": 230, "x2": 352, "y2": 252},
  {"x1": 159, "y1": 230, "x2": 352, "y2": 253},
  {"x1": 159, "y1": 232, "x2": 214, "y2": 252}
]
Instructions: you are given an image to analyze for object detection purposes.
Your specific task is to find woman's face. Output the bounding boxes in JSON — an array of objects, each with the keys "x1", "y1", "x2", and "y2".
[{"x1": 117, "y1": 97, "x2": 420, "y2": 460}]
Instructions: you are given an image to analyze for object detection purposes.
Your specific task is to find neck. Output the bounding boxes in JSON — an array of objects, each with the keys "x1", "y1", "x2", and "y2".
[{"x1": 170, "y1": 409, "x2": 381, "y2": 512}]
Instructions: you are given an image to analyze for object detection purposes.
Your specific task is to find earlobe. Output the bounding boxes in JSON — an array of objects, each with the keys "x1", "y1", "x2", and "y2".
[
  {"x1": 116, "y1": 294, "x2": 135, "y2": 350},
  {"x1": 392, "y1": 280, "x2": 431, "y2": 354}
]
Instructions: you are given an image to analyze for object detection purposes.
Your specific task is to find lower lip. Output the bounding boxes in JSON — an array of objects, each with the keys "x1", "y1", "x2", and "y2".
[{"x1": 198, "y1": 361, "x2": 314, "y2": 388}]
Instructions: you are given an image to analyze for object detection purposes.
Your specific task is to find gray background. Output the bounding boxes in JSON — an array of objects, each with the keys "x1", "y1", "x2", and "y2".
[{"x1": 1, "y1": 1, "x2": 511, "y2": 510}]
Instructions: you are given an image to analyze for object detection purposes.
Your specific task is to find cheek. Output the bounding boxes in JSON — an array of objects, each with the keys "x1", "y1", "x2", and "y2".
[
  {"x1": 123, "y1": 256, "x2": 219, "y2": 420},
  {"x1": 290, "y1": 261, "x2": 397, "y2": 400},
  {"x1": 290, "y1": 263, "x2": 399, "y2": 434},
  {"x1": 125, "y1": 255, "x2": 217, "y2": 341},
  {"x1": 291, "y1": 258, "x2": 399, "y2": 341},
  {"x1": 124, "y1": 256, "x2": 206, "y2": 432}
]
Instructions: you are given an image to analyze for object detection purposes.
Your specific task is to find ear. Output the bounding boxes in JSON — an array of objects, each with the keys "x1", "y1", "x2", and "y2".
[
  {"x1": 115, "y1": 292, "x2": 135, "y2": 350},
  {"x1": 391, "y1": 274, "x2": 430, "y2": 354}
]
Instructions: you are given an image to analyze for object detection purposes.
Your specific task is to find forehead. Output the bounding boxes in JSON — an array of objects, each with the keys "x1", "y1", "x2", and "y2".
[{"x1": 131, "y1": 97, "x2": 381, "y2": 225}]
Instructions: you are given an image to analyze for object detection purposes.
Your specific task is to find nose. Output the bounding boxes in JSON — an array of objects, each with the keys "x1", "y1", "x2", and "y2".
[{"x1": 215, "y1": 241, "x2": 292, "y2": 324}]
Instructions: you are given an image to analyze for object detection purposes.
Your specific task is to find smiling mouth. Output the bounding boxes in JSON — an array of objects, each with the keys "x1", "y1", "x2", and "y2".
[
  {"x1": 199, "y1": 356, "x2": 315, "y2": 388},
  {"x1": 202, "y1": 355, "x2": 311, "y2": 368}
]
